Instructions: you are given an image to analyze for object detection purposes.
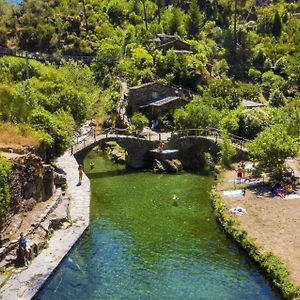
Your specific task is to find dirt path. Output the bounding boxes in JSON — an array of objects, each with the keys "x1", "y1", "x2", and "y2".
[{"x1": 217, "y1": 164, "x2": 300, "y2": 286}]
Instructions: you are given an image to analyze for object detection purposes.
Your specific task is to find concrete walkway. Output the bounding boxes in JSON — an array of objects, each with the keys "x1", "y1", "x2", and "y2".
[{"x1": 0, "y1": 151, "x2": 90, "y2": 299}]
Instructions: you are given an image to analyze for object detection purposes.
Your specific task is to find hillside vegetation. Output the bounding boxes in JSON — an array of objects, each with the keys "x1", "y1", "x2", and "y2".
[{"x1": 0, "y1": 0, "x2": 299, "y2": 151}]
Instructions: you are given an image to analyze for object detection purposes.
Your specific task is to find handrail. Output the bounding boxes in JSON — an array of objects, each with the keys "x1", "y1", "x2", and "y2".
[
  {"x1": 70, "y1": 126, "x2": 250, "y2": 155},
  {"x1": 171, "y1": 127, "x2": 249, "y2": 150},
  {"x1": 173, "y1": 127, "x2": 249, "y2": 142}
]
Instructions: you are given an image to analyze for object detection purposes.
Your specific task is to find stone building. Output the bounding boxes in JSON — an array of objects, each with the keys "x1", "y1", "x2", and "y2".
[
  {"x1": 148, "y1": 34, "x2": 193, "y2": 54},
  {"x1": 242, "y1": 99, "x2": 265, "y2": 109},
  {"x1": 127, "y1": 82, "x2": 190, "y2": 119}
]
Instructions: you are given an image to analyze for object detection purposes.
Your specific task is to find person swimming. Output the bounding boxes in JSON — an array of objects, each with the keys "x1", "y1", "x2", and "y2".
[{"x1": 90, "y1": 161, "x2": 94, "y2": 170}]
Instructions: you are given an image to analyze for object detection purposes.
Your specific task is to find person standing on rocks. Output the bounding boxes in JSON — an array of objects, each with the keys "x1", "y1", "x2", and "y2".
[
  {"x1": 18, "y1": 233, "x2": 30, "y2": 266},
  {"x1": 78, "y1": 164, "x2": 84, "y2": 185}
]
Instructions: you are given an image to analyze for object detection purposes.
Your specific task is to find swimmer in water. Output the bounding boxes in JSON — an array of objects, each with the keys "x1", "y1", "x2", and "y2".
[{"x1": 90, "y1": 161, "x2": 94, "y2": 170}]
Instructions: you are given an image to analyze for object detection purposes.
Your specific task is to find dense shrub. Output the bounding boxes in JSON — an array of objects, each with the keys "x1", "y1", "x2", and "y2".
[
  {"x1": 174, "y1": 99, "x2": 220, "y2": 129},
  {"x1": 237, "y1": 108, "x2": 271, "y2": 139},
  {"x1": 248, "y1": 124, "x2": 299, "y2": 175},
  {"x1": 0, "y1": 157, "x2": 11, "y2": 219},
  {"x1": 131, "y1": 112, "x2": 149, "y2": 132},
  {"x1": 29, "y1": 107, "x2": 72, "y2": 158}
]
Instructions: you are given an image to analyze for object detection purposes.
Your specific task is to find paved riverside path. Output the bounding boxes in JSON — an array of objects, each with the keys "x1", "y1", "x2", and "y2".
[{"x1": 0, "y1": 150, "x2": 90, "y2": 299}]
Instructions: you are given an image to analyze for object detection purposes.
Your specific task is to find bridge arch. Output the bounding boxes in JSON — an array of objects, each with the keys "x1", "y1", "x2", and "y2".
[
  {"x1": 73, "y1": 135, "x2": 160, "y2": 169},
  {"x1": 71, "y1": 128, "x2": 249, "y2": 170}
]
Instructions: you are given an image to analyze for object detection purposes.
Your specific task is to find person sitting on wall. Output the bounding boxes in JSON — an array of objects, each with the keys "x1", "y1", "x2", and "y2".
[
  {"x1": 18, "y1": 232, "x2": 31, "y2": 266},
  {"x1": 151, "y1": 119, "x2": 159, "y2": 130}
]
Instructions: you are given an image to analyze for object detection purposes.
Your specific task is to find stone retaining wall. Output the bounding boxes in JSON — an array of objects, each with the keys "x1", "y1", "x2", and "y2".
[{"x1": 0, "y1": 150, "x2": 90, "y2": 299}]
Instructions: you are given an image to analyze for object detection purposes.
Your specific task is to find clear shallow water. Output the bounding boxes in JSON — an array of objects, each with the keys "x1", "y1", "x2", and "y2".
[
  {"x1": 8, "y1": 0, "x2": 21, "y2": 4},
  {"x1": 35, "y1": 153, "x2": 281, "y2": 300}
]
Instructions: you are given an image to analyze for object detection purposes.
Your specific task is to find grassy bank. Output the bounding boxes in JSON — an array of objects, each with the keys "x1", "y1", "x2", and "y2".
[{"x1": 211, "y1": 189, "x2": 300, "y2": 300}]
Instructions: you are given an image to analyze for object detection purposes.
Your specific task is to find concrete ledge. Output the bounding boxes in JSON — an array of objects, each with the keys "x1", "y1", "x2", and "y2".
[{"x1": 0, "y1": 150, "x2": 90, "y2": 299}]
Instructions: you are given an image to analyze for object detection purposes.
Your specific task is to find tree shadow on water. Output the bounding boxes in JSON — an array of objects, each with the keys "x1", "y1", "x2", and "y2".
[{"x1": 87, "y1": 169, "x2": 141, "y2": 180}]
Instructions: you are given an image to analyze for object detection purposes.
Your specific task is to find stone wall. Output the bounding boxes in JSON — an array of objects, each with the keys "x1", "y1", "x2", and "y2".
[
  {"x1": 8, "y1": 154, "x2": 56, "y2": 215},
  {"x1": 168, "y1": 136, "x2": 248, "y2": 171},
  {"x1": 128, "y1": 82, "x2": 178, "y2": 111}
]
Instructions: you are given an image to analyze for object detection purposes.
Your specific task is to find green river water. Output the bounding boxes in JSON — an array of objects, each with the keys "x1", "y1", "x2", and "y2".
[{"x1": 35, "y1": 152, "x2": 281, "y2": 300}]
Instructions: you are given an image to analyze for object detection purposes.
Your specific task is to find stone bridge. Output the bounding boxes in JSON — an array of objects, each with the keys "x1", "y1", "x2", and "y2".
[
  {"x1": 71, "y1": 128, "x2": 249, "y2": 170},
  {"x1": 72, "y1": 132, "x2": 162, "y2": 168},
  {"x1": 169, "y1": 134, "x2": 248, "y2": 170}
]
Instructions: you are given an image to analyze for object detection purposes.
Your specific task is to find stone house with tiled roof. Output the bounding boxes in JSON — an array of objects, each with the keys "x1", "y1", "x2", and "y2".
[
  {"x1": 127, "y1": 82, "x2": 191, "y2": 119},
  {"x1": 148, "y1": 34, "x2": 193, "y2": 54}
]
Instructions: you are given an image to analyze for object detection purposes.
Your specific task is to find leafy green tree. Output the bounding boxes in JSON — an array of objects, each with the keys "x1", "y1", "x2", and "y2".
[
  {"x1": 269, "y1": 88, "x2": 285, "y2": 107},
  {"x1": 248, "y1": 68, "x2": 261, "y2": 82},
  {"x1": 272, "y1": 11, "x2": 282, "y2": 38},
  {"x1": 218, "y1": 131, "x2": 237, "y2": 168},
  {"x1": 248, "y1": 124, "x2": 299, "y2": 175},
  {"x1": 0, "y1": 83, "x2": 14, "y2": 122},
  {"x1": 274, "y1": 57, "x2": 287, "y2": 75},
  {"x1": 92, "y1": 42, "x2": 122, "y2": 82},
  {"x1": 29, "y1": 107, "x2": 72, "y2": 158},
  {"x1": 12, "y1": 82, "x2": 37, "y2": 122},
  {"x1": 220, "y1": 110, "x2": 239, "y2": 133},
  {"x1": 264, "y1": 58, "x2": 273, "y2": 71},
  {"x1": 212, "y1": 59, "x2": 229, "y2": 76},
  {"x1": 118, "y1": 46, "x2": 154, "y2": 85},
  {"x1": 164, "y1": 7, "x2": 186, "y2": 36},
  {"x1": 173, "y1": 99, "x2": 220, "y2": 129},
  {"x1": 186, "y1": 0, "x2": 203, "y2": 38},
  {"x1": 261, "y1": 70, "x2": 286, "y2": 94},
  {"x1": 237, "y1": 108, "x2": 271, "y2": 139},
  {"x1": 0, "y1": 156, "x2": 11, "y2": 219},
  {"x1": 131, "y1": 112, "x2": 149, "y2": 132},
  {"x1": 286, "y1": 54, "x2": 300, "y2": 91}
]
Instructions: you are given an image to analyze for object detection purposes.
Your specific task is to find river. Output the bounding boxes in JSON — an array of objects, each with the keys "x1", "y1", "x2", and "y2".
[{"x1": 35, "y1": 152, "x2": 281, "y2": 299}]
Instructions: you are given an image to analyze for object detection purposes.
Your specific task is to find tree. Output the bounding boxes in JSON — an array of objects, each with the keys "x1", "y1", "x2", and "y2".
[
  {"x1": 218, "y1": 131, "x2": 237, "y2": 168},
  {"x1": 29, "y1": 107, "x2": 72, "y2": 158},
  {"x1": 0, "y1": 156, "x2": 11, "y2": 219},
  {"x1": 168, "y1": 8, "x2": 183, "y2": 35},
  {"x1": 233, "y1": 0, "x2": 238, "y2": 51},
  {"x1": 248, "y1": 124, "x2": 299, "y2": 176},
  {"x1": 272, "y1": 11, "x2": 282, "y2": 38},
  {"x1": 237, "y1": 108, "x2": 271, "y2": 139},
  {"x1": 141, "y1": 0, "x2": 148, "y2": 30},
  {"x1": 173, "y1": 99, "x2": 220, "y2": 129},
  {"x1": 274, "y1": 57, "x2": 287, "y2": 75},
  {"x1": 186, "y1": 0, "x2": 203, "y2": 38},
  {"x1": 269, "y1": 88, "x2": 285, "y2": 107},
  {"x1": 131, "y1": 112, "x2": 149, "y2": 132},
  {"x1": 91, "y1": 42, "x2": 122, "y2": 81}
]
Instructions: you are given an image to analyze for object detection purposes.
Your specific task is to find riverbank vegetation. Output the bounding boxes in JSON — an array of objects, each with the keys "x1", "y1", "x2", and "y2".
[
  {"x1": 0, "y1": 156, "x2": 11, "y2": 221},
  {"x1": 0, "y1": 0, "x2": 299, "y2": 294},
  {"x1": 212, "y1": 190, "x2": 300, "y2": 299},
  {"x1": 0, "y1": 0, "x2": 299, "y2": 146},
  {"x1": 0, "y1": 56, "x2": 117, "y2": 158},
  {"x1": 0, "y1": 0, "x2": 298, "y2": 218}
]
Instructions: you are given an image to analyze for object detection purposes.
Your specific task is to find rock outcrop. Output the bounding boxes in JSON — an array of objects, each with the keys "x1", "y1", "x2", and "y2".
[
  {"x1": 153, "y1": 158, "x2": 183, "y2": 173},
  {"x1": 8, "y1": 154, "x2": 56, "y2": 215}
]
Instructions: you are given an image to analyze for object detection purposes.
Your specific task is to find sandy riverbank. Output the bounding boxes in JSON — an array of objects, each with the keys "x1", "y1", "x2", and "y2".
[{"x1": 217, "y1": 166, "x2": 300, "y2": 288}]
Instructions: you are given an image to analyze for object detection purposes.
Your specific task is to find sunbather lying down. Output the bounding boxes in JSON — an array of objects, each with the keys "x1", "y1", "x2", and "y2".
[
  {"x1": 270, "y1": 181, "x2": 299, "y2": 198},
  {"x1": 229, "y1": 207, "x2": 247, "y2": 216}
]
